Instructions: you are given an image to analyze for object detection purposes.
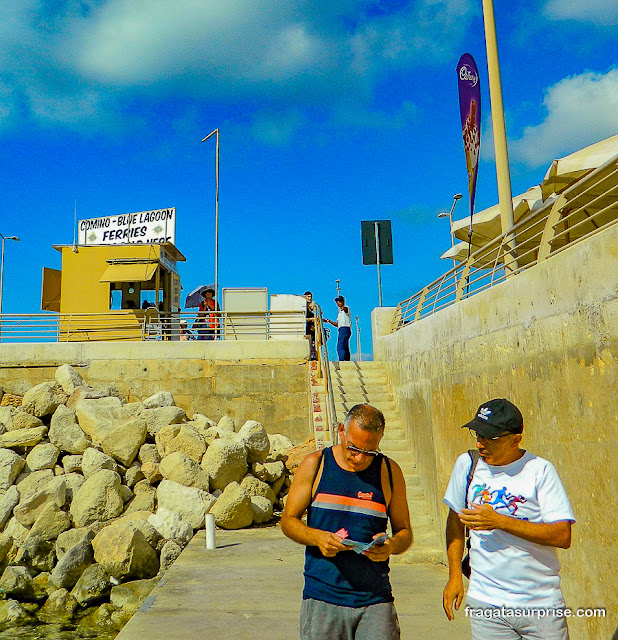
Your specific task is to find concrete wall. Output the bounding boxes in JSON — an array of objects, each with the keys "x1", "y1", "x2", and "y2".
[
  {"x1": 372, "y1": 223, "x2": 617, "y2": 640},
  {"x1": 0, "y1": 340, "x2": 312, "y2": 444}
]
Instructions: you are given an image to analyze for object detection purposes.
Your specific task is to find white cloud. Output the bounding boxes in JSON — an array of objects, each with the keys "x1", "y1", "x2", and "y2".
[
  {"x1": 510, "y1": 69, "x2": 618, "y2": 167},
  {"x1": 0, "y1": 0, "x2": 475, "y2": 135},
  {"x1": 544, "y1": 0, "x2": 618, "y2": 26}
]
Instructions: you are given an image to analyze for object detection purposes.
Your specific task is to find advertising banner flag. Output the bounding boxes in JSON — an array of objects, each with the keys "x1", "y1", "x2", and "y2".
[{"x1": 457, "y1": 53, "x2": 481, "y2": 239}]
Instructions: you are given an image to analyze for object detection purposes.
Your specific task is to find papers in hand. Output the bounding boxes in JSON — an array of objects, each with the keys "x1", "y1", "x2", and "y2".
[{"x1": 341, "y1": 533, "x2": 389, "y2": 554}]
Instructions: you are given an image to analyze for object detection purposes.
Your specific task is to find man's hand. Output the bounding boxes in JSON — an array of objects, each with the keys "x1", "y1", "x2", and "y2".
[
  {"x1": 315, "y1": 530, "x2": 348, "y2": 557},
  {"x1": 363, "y1": 533, "x2": 392, "y2": 562},
  {"x1": 459, "y1": 503, "x2": 502, "y2": 530},
  {"x1": 443, "y1": 576, "x2": 464, "y2": 621}
]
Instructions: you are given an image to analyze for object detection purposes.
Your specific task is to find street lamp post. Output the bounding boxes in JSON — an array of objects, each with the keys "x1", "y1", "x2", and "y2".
[
  {"x1": 438, "y1": 193, "x2": 463, "y2": 268},
  {"x1": 0, "y1": 234, "x2": 20, "y2": 342},
  {"x1": 201, "y1": 129, "x2": 220, "y2": 306}
]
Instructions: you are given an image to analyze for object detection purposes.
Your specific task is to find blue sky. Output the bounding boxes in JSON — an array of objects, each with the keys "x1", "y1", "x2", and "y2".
[{"x1": 0, "y1": 0, "x2": 616, "y2": 357}]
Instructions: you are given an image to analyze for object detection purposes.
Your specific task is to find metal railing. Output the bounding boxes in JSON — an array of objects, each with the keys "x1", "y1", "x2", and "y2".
[
  {"x1": 0, "y1": 310, "x2": 306, "y2": 343},
  {"x1": 313, "y1": 304, "x2": 339, "y2": 446},
  {"x1": 392, "y1": 154, "x2": 618, "y2": 331}
]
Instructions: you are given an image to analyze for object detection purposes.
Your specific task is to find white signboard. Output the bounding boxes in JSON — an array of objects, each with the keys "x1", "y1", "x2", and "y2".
[{"x1": 78, "y1": 208, "x2": 176, "y2": 246}]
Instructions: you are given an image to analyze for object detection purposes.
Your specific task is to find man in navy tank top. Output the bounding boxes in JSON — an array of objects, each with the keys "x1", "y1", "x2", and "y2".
[{"x1": 282, "y1": 404, "x2": 413, "y2": 639}]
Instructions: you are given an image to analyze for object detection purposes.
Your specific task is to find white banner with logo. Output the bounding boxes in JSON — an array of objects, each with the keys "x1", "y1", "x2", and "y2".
[{"x1": 78, "y1": 208, "x2": 176, "y2": 246}]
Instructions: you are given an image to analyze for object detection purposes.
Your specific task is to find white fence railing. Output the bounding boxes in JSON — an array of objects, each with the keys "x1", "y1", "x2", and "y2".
[{"x1": 0, "y1": 310, "x2": 306, "y2": 344}]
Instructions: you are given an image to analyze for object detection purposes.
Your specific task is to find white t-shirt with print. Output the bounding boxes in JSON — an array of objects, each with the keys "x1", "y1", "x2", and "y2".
[{"x1": 443, "y1": 450, "x2": 575, "y2": 608}]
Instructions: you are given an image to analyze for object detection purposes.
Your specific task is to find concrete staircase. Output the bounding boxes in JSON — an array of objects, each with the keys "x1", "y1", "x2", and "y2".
[{"x1": 316, "y1": 361, "x2": 445, "y2": 564}]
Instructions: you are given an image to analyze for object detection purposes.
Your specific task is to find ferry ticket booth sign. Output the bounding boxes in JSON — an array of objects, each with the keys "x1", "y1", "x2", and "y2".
[{"x1": 42, "y1": 208, "x2": 185, "y2": 341}]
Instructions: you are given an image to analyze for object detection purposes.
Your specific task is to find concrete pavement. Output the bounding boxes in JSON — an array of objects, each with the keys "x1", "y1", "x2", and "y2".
[{"x1": 116, "y1": 526, "x2": 470, "y2": 640}]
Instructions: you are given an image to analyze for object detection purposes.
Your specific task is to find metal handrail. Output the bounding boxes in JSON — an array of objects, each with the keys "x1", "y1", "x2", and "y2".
[
  {"x1": 0, "y1": 310, "x2": 306, "y2": 343},
  {"x1": 313, "y1": 304, "x2": 339, "y2": 446},
  {"x1": 392, "y1": 155, "x2": 618, "y2": 332}
]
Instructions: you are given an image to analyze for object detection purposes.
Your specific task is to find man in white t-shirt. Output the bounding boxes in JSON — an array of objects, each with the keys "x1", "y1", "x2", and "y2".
[{"x1": 442, "y1": 398, "x2": 575, "y2": 639}]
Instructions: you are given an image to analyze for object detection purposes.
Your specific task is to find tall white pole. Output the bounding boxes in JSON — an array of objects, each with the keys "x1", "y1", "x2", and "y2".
[
  {"x1": 481, "y1": 0, "x2": 518, "y2": 273},
  {"x1": 374, "y1": 222, "x2": 382, "y2": 307},
  {"x1": 202, "y1": 129, "x2": 220, "y2": 306},
  {"x1": 355, "y1": 316, "x2": 361, "y2": 362},
  {"x1": 0, "y1": 234, "x2": 19, "y2": 342}
]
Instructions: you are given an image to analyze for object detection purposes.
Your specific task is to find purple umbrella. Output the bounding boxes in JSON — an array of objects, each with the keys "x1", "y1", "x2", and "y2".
[{"x1": 184, "y1": 284, "x2": 215, "y2": 308}]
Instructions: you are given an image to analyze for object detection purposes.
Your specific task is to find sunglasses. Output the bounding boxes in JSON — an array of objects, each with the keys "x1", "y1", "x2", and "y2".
[
  {"x1": 468, "y1": 428, "x2": 513, "y2": 442},
  {"x1": 346, "y1": 444, "x2": 380, "y2": 457}
]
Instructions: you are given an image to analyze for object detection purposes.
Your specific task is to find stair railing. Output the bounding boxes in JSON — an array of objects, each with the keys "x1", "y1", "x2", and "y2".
[{"x1": 313, "y1": 304, "x2": 339, "y2": 446}]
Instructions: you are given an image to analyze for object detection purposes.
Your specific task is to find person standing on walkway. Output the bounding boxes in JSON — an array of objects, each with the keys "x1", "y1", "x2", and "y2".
[
  {"x1": 442, "y1": 398, "x2": 575, "y2": 639},
  {"x1": 193, "y1": 288, "x2": 219, "y2": 340},
  {"x1": 281, "y1": 403, "x2": 413, "y2": 640},
  {"x1": 325, "y1": 296, "x2": 352, "y2": 361},
  {"x1": 304, "y1": 291, "x2": 317, "y2": 361}
]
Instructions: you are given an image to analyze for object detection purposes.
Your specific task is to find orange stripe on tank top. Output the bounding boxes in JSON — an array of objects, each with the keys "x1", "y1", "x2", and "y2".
[{"x1": 313, "y1": 493, "x2": 387, "y2": 514}]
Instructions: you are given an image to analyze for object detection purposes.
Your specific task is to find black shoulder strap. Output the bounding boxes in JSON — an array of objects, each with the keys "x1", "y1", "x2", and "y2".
[
  {"x1": 465, "y1": 449, "x2": 481, "y2": 508},
  {"x1": 384, "y1": 455, "x2": 393, "y2": 492}
]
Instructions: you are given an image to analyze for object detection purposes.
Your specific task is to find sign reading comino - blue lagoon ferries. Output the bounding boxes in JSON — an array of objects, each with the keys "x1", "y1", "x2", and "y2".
[{"x1": 78, "y1": 208, "x2": 176, "y2": 246}]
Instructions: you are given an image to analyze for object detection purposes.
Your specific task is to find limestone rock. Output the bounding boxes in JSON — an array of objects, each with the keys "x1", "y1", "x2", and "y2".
[
  {"x1": 284, "y1": 436, "x2": 316, "y2": 474},
  {"x1": 138, "y1": 443, "x2": 161, "y2": 466},
  {"x1": 74, "y1": 397, "x2": 123, "y2": 444},
  {"x1": 203, "y1": 425, "x2": 233, "y2": 442},
  {"x1": 217, "y1": 415, "x2": 235, "y2": 432},
  {"x1": 110, "y1": 576, "x2": 158, "y2": 615},
  {"x1": 251, "y1": 495, "x2": 274, "y2": 524},
  {"x1": 99, "y1": 417, "x2": 147, "y2": 467},
  {"x1": 156, "y1": 480, "x2": 216, "y2": 529},
  {"x1": 192, "y1": 413, "x2": 217, "y2": 430},
  {"x1": 201, "y1": 438, "x2": 248, "y2": 491},
  {"x1": 22, "y1": 382, "x2": 68, "y2": 418},
  {"x1": 70, "y1": 469, "x2": 124, "y2": 527},
  {"x1": 55, "y1": 364, "x2": 86, "y2": 395},
  {"x1": 141, "y1": 461, "x2": 162, "y2": 484},
  {"x1": 240, "y1": 474, "x2": 276, "y2": 504},
  {"x1": 141, "y1": 406, "x2": 187, "y2": 437},
  {"x1": 37, "y1": 587, "x2": 78, "y2": 624},
  {"x1": 269, "y1": 433, "x2": 294, "y2": 457},
  {"x1": 159, "y1": 540, "x2": 182, "y2": 572},
  {"x1": 142, "y1": 391, "x2": 175, "y2": 409},
  {"x1": 0, "y1": 485, "x2": 20, "y2": 529},
  {"x1": 113, "y1": 513, "x2": 160, "y2": 546},
  {"x1": 0, "y1": 532, "x2": 12, "y2": 564},
  {"x1": 49, "y1": 405, "x2": 91, "y2": 455},
  {"x1": 155, "y1": 424, "x2": 206, "y2": 463},
  {"x1": 0, "y1": 407, "x2": 13, "y2": 431},
  {"x1": 0, "y1": 565, "x2": 36, "y2": 599},
  {"x1": 71, "y1": 563, "x2": 111, "y2": 606},
  {"x1": 55, "y1": 528, "x2": 95, "y2": 562},
  {"x1": 25, "y1": 443, "x2": 60, "y2": 472},
  {"x1": 62, "y1": 455, "x2": 82, "y2": 474},
  {"x1": 4, "y1": 516, "x2": 29, "y2": 546},
  {"x1": 63, "y1": 472, "x2": 85, "y2": 502},
  {"x1": 124, "y1": 463, "x2": 145, "y2": 488},
  {"x1": 210, "y1": 482, "x2": 253, "y2": 530},
  {"x1": 237, "y1": 420, "x2": 270, "y2": 464},
  {"x1": 0, "y1": 425, "x2": 48, "y2": 449},
  {"x1": 119, "y1": 485, "x2": 134, "y2": 504},
  {"x1": 81, "y1": 448, "x2": 118, "y2": 479},
  {"x1": 252, "y1": 460, "x2": 285, "y2": 483},
  {"x1": 14, "y1": 534, "x2": 56, "y2": 572},
  {"x1": 123, "y1": 489, "x2": 156, "y2": 516},
  {"x1": 15, "y1": 468, "x2": 54, "y2": 500},
  {"x1": 159, "y1": 452, "x2": 210, "y2": 491},
  {"x1": 92, "y1": 522, "x2": 159, "y2": 580},
  {"x1": 66, "y1": 386, "x2": 112, "y2": 411},
  {"x1": 14, "y1": 480, "x2": 66, "y2": 527},
  {"x1": 0, "y1": 448, "x2": 25, "y2": 491},
  {"x1": 9, "y1": 410, "x2": 44, "y2": 431},
  {"x1": 77, "y1": 602, "x2": 117, "y2": 632},
  {"x1": 51, "y1": 538, "x2": 94, "y2": 589},
  {"x1": 147, "y1": 508, "x2": 193, "y2": 545},
  {"x1": 28, "y1": 502, "x2": 71, "y2": 541},
  {"x1": 0, "y1": 599, "x2": 33, "y2": 626}
]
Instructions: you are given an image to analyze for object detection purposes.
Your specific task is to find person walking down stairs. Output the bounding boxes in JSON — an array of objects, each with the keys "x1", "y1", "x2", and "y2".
[{"x1": 325, "y1": 296, "x2": 352, "y2": 361}]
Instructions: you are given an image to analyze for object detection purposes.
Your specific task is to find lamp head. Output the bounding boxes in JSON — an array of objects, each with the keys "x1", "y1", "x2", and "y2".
[
  {"x1": 453, "y1": 193, "x2": 463, "y2": 201},
  {"x1": 438, "y1": 212, "x2": 449, "y2": 219}
]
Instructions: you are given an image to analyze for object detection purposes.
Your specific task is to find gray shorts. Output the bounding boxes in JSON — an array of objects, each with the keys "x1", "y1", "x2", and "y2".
[
  {"x1": 466, "y1": 596, "x2": 570, "y2": 640},
  {"x1": 300, "y1": 598, "x2": 400, "y2": 640}
]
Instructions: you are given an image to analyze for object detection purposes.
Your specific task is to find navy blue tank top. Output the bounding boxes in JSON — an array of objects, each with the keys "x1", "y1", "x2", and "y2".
[{"x1": 303, "y1": 446, "x2": 393, "y2": 607}]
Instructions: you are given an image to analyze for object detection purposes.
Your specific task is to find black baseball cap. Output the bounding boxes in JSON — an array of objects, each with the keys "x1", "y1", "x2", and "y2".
[
  {"x1": 334, "y1": 296, "x2": 345, "y2": 303},
  {"x1": 463, "y1": 398, "x2": 524, "y2": 438}
]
